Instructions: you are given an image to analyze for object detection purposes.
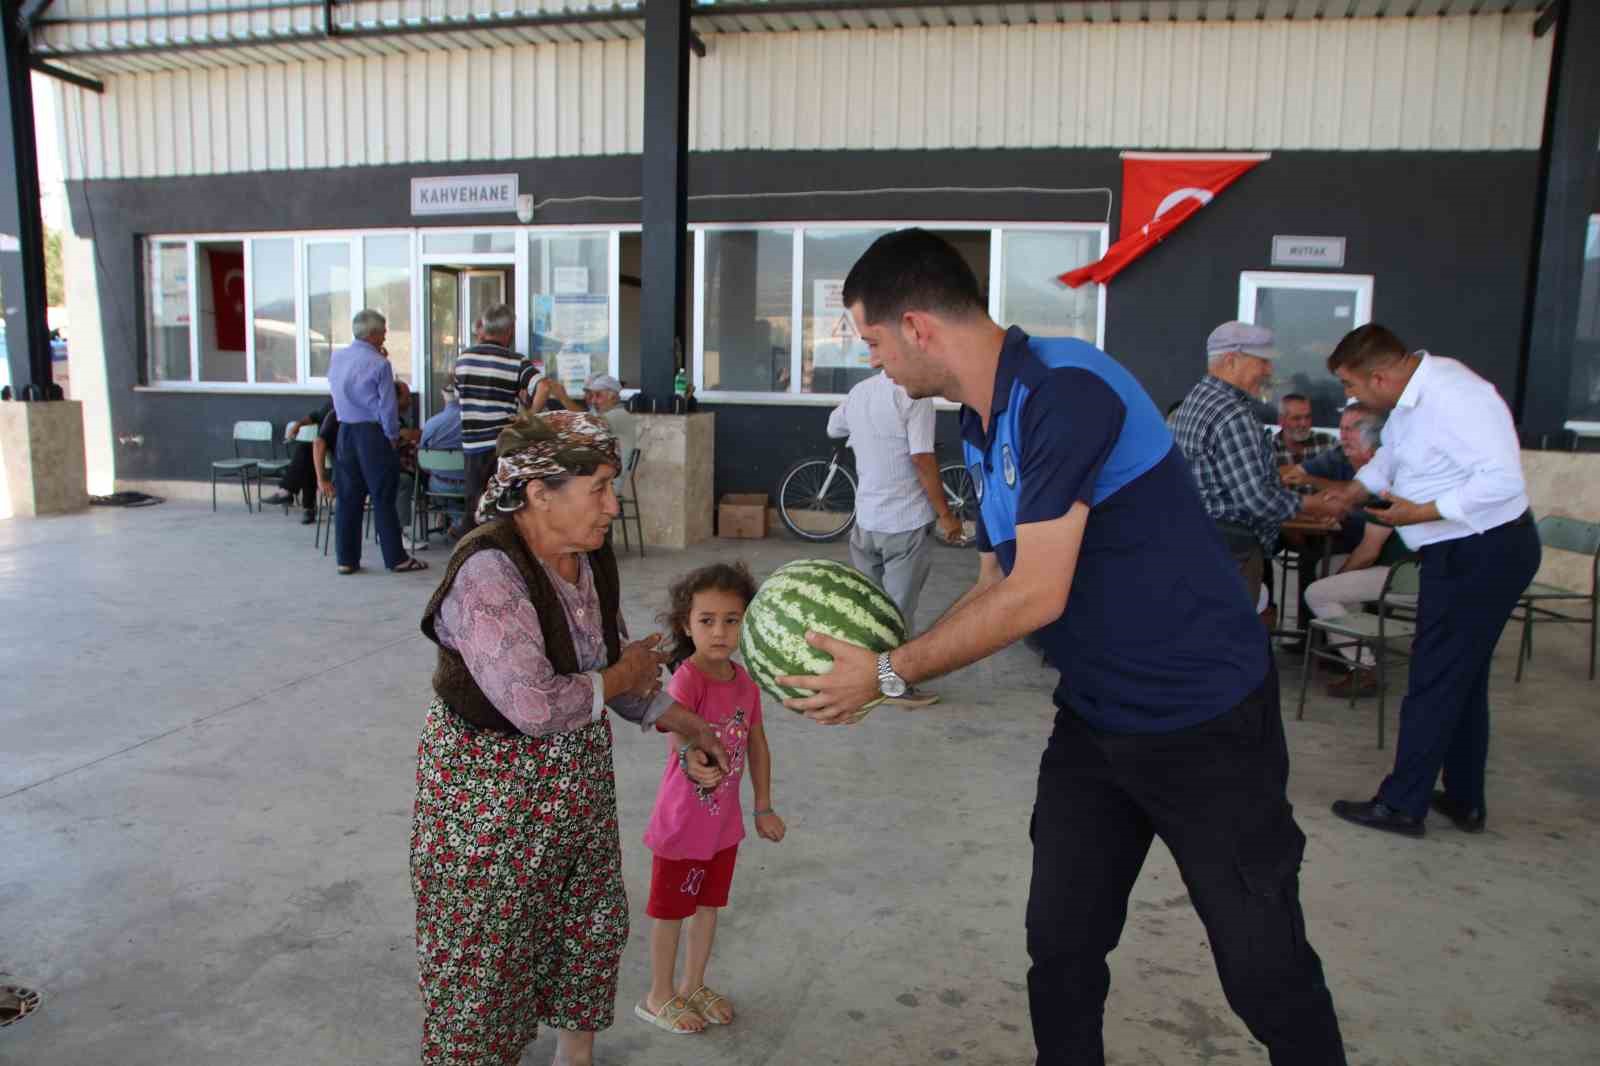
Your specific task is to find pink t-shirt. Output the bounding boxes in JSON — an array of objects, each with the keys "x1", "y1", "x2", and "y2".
[{"x1": 641, "y1": 659, "x2": 763, "y2": 862}]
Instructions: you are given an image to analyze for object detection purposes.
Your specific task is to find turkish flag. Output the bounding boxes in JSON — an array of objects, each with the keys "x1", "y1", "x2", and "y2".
[
  {"x1": 209, "y1": 248, "x2": 247, "y2": 352},
  {"x1": 1060, "y1": 152, "x2": 1266, "y2": 288}
]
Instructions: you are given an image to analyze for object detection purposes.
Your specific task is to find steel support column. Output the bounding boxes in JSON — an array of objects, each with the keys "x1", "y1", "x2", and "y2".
[
  {"x1": 638, "y1": 0, "x2": 690, "y2": 409},
  {"x1": 1518, "y1": 0, "x2": 1600, "y2": 441},
  {"x1": 0, "y1": 0, "x2": 52, "y2": 397}
]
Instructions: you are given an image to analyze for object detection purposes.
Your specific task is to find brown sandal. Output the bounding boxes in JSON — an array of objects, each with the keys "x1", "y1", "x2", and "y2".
[
  {"x1": 0, "y1": 985, "x2": 41, "y2": 1027},
  {"x1": 391, "y1": 556, "x2": 429, "y2": 573}
]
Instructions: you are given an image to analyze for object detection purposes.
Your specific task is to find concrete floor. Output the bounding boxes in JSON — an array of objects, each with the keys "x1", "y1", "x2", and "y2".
[{"x1": 1, "y1": 502, "x2": 1597, "y2": 1066}]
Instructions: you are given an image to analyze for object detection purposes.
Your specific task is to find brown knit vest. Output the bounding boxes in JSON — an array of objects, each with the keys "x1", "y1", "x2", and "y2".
[{"x1": 419, "y1": 520, "x2": 622, "y2": 734}]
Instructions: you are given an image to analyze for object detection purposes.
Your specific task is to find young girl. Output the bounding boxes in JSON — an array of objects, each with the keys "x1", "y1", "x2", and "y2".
[{"x1": 634, "y1": 563, "x2": 785, "y2": 1035}]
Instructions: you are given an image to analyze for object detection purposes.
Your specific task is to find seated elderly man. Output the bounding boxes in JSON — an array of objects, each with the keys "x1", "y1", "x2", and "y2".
[
  {"x1": 1272, "y1": 393, "x2": 1337, "y2": 490},
  {"x1": 1173, "y1": 322, "x2": 1332, "y2": 612},
  {"x1": 583, "y1": 373, "x2": 637, "y2": 469}
]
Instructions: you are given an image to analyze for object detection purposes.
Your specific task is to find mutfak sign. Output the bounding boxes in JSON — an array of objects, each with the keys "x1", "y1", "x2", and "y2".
[
  {"x1": 411, "y1": 174, "x2": 520, "y2": 216},
  {"x1": 1271, "y1": 235, "x2": 1346, "y2": 268}
]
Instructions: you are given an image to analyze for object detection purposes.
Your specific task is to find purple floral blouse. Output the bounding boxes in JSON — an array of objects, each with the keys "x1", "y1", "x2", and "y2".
[{"x1": 434, "y1": 549, "x2": 666, "y2": 737}]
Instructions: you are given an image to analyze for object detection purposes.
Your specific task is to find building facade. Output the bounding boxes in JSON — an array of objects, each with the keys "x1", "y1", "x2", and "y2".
[{"x1": 30, "y1": 0, "x2": 1596, "y2": 502}]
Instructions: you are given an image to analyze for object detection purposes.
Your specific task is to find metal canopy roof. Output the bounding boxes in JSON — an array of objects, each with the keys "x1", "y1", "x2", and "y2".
[{"x1": 30, "y1": 0, "x2": 1550, "y2": 78}]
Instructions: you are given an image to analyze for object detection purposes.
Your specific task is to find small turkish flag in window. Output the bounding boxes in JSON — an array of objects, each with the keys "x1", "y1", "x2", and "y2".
[{"x1": 1061, "y1": 152, "x2": 1267, "y2": 288}]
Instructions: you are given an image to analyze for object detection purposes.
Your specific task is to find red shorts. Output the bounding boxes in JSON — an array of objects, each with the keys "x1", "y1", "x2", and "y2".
[{"x1": 646, "y1": 846, "x2": 739, "y2": 920}]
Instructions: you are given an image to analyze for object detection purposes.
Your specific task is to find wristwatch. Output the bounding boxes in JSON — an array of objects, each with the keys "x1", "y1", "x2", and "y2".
[{"x1": 876, "y1": 651, "x2": 908, "y2": 698}]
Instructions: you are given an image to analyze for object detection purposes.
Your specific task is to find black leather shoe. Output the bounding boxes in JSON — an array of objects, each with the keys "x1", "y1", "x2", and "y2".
[
  {"x1": 1331, "y1": 798, "x2": 1425, "y2": 838},
  {"x1": 1430, "y1": 791, "x2": 1487, "y2": 833},
  {"x1": 300, "y1": 512, "x2": 316, "y2": 525}
]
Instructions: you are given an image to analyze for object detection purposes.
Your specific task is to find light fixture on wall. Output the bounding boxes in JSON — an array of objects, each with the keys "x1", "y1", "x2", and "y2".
[{"x1": 516, "y1": 194, "x2": 535, "y2": 224}]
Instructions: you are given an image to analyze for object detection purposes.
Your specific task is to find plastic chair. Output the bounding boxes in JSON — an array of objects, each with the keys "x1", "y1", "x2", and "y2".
[
  {"x1": 1515, "y1": 516, "x2": 1600, "y2": 683},
  {"x1": 279, "y1": 423, "x2": 318, "y2": 516},
  {"x1": 615, "y1": 448, "x2": 645, "y2": 557},
  {"x1": 212, "y1": 421, "x2": 272, "y2": 512},
  {"x1": 1298, "y1": 559, "x2": 1421, "y2": 749},
  {"x1": 412, "y1": 449, "x2": 467, "y2": 549},
  {"x1": 253, "y1": 426, "x2": 293, "y2": 498},
  {"x1": 315, "y1": 453, "x2": 373, "y2": 555}
]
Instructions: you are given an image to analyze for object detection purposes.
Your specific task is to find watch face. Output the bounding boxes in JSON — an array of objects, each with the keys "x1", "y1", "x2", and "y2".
[{"x1": 880, "y1": 672, "x2": 907, "y2": 697}]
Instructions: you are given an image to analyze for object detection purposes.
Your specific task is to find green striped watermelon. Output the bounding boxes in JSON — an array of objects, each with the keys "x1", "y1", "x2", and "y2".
[{"x1": 738, "y1": 559, "x2": 908, "y2": 706}]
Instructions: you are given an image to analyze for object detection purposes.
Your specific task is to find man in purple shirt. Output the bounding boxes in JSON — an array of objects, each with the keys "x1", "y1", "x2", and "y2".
[{"x1": 326, "y1": 309, "x2": 427, "y2": 575}]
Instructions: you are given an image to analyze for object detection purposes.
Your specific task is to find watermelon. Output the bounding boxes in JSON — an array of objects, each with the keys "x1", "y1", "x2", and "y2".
[{"x1": 738, "y1": 559, "x2": 908, "y2": 706}]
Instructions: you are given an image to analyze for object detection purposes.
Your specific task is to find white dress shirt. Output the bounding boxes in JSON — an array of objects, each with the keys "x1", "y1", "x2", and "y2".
[
  {"x1": 827, "y1": 371, "x2": 937, "y2": 534},
  {"x1": 1355, "y1": 353, "x2": 1529, "y2": 550}
]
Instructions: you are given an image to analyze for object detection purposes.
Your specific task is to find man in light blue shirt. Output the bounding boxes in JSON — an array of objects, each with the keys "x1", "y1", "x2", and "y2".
[
  {"x1": 419, "y1": 384, "x2": 466, "y2": 496},
  {"x1": 326, "y1": 309, "x2": 427, "y2": 575}
]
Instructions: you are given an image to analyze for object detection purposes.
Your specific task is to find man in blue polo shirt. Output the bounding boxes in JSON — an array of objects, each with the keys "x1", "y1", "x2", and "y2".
[{"x1": 779, "y1": 230, "x2": 1345, "y2": 1066}]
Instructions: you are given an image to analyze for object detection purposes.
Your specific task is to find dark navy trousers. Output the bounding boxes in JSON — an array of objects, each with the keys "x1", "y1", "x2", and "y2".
[
  {"x1": 335, "y1": 420, "x2": 406, "y2": 570},
  {"x1": 1377, "y1": 513, "x2": 1541, "y2": 818}
]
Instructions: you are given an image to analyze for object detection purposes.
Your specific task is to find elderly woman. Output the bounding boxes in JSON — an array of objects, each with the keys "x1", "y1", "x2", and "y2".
[{"x1": 411, "y1": 411, "x2": 726, "y2": 1066}]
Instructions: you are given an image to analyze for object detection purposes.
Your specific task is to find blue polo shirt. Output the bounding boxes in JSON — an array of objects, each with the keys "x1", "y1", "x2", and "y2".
[{"x1": 961, "y1": 328, "x2": 1267, "y2": 734}]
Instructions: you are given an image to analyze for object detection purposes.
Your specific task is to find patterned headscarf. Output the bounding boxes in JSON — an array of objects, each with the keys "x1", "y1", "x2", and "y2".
[{"x1": 475, "y1": 410, "x2": 622, "y2": 523}]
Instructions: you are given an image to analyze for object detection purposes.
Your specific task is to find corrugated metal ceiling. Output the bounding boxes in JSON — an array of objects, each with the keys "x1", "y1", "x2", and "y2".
[{"x1": 32, "y1": 0, "x2": 1550, "y2": 77}]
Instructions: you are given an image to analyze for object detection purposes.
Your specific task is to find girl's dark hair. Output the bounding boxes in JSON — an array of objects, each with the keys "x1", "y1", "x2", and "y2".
[{"x1": 660, "y1": 562, "x2": 759, "y2": 670}]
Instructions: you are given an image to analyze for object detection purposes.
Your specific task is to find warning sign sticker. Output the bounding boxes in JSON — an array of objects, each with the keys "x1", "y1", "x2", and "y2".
[{"x1": 812, "y1": 280, "x2": 872, "y2": 370}]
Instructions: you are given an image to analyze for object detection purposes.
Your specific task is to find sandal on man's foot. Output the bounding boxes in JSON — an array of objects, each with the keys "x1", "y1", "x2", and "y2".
[
  {"x1": 633, "y1": 996, "x2": 703, "y2": 1034},
  {"x1": 683, "y1": 985, "x2": 734, "y2": 1025},
  {"x1": 391, "y1": 556, "x2": 429, "y2": 573},
  {"x1": 336, "y1": 564, "x2": 359, "y2": 575},
  {"x1": 0, "y1": 985, "x2": 41, "y2": 1027}
]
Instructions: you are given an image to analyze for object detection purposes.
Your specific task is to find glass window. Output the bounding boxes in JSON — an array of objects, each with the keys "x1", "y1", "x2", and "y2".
[
  {"x1": 1000, "y1": 230, "x2": 1100, "y2": 343},
  {"x1": 1240, "y1": 272, "x2": 1374, "y2": 427},
  {"x1": 365, "y1": 235, "x2": 412, "y2": 386},
  {"x1": 147, "y1": 242, "x2": 192, "y2": 383},
  {"x1": 423, "y1": 231, "x2": 517, "y2": 255},
  {"x1": 1567, "y1": 215, "x2": 1600, "y2": 426},
  {"x1": 251, "y1": 238, "x2": 297, "y2": 384},
  {"x1": 800, "y1": 228, "x2": 887, "y2": 395},
  {"x1": 307, "y1": 241, "x2": 352, "y2": 379},
  {"x1": 530, "y1": 232, "x2": 610, "y2": 396},
  {"x1": 196, "y1": 240, "x2": 247, "y2": 382},
  {"x1": 701, "y1": 230, "x2": 794, "y2": 393}
]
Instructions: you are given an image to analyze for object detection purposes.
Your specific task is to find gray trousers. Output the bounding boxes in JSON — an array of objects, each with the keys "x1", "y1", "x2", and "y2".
[{"x1": 850, "y1": 522, "x2": 934, "y2": 635}]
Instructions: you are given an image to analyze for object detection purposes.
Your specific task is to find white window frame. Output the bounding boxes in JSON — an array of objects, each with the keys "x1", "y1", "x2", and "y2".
[
  {"x1": 691, "y1": 220, "x2": 1111, "y2": 408},
  {"x1": 1237, "y1": 271, "x2": 1375, "y2": 332}
]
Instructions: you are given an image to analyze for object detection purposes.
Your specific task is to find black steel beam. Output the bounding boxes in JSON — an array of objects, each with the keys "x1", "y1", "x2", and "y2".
[
  {"x1": 16, "y1": 0, "x2": 53, "y2": 31},
  {"x1": 0, "y1": 0, "x2": 53, "y2": 396},
  {"x1": 689, "y1": 30, "x2": 706, "y2": 57},
  {"x1": 1517, "y1": 0, "x2": 1600, "y2": 440},
  {"x1": 1533, "y1": 1, "x2": 1558, "y2": 38},
  {"x1": 30, "y1": 57, "x2": 102, "y2": 92},
  {"x1": 639, "y1": 0, "x2": 690, "y2": 409}
]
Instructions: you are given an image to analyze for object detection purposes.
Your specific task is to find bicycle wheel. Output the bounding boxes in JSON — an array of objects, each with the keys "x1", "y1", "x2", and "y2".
[
  {"x1": 939, "y1": 461, "x2": 979, "y2": 544},
  {"x1": 777, "y1": 457, "x2": 857, "y2": 541}
]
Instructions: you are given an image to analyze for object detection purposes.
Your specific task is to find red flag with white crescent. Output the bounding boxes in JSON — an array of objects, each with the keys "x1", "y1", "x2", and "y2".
[{"x1": 1061, "y1": 152, "x2": 1267, "y2": 288}]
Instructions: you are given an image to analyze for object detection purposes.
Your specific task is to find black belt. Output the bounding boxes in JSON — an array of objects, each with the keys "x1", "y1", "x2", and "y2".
[{"x1": 1497, "y1": 509, "x2": 1534, "y2": 531}]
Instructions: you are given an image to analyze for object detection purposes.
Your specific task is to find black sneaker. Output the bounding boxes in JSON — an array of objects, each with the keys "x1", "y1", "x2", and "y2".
[{"x1": 301, "y1": 512, "x2": 316, "y2": 525}]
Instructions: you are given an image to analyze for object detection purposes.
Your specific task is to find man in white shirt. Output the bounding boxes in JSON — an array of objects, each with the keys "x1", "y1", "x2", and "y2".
[
  {"x1": 829, "y1": 370, "x2": 965, "y2": 707},
  {"x1": 1312, "y1": 324, "x2": 1540, "y2": 839}
]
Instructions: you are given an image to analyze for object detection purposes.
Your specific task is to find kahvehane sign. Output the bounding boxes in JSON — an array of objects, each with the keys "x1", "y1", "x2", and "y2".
[{"x1": 411, "y1": 174, "x2": 520, "y2": 216}]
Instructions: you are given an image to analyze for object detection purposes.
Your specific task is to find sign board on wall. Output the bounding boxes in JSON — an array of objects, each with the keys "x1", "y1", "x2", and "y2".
[
  {"x1": 411, "y1": 174, "x2": 520, "y2": 216},
  {"x1": 1271, "y1": 235, "x2": 1346, "y2": 268},
  {"x1": 812, "y1": 279, "x2": 872, "y2": 370}
]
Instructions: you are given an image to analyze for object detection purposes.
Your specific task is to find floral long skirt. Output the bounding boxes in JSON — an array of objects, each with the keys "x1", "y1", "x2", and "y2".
[{"x1": 410, "y1": 699, "x2": 628, "y2": 1066}]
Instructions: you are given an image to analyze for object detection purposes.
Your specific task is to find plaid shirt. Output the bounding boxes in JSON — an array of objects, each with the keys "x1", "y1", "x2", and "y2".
[
  {"x1": 1272, "y1": 429, "x2": 1338, "y2": 495},
  {"x1": 1173, "y1": 375, "x2": 1299, "y2": 552}
]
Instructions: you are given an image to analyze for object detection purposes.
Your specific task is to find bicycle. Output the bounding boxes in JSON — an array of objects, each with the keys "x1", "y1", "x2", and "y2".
[{"x1": 775, "y1": 444, "x2": 980, "y2": 544}]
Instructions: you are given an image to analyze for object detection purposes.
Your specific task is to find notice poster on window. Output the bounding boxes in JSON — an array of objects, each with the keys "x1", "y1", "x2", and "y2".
[
  {"x1": 812, "y1": 279, "x2": 871, "y2": 369},
  {"x1": 552, "y1": 293, "x2": 608, "y2": 350},
  {"x1": 158, "y1": 251, "x2": 190, "y2": 326},
  {"x1": 556, "y1": 352, "x2": 591, "y2": 396},
  {"x1": 553, "y1": 267, "x2": 589, "y2": 295}
]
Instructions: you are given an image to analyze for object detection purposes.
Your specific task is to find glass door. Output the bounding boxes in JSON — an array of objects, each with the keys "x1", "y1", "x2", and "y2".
[
  {"x1": 462, "y1": 270, "x2": 509, "y2": 339},
  {"x1": 426, "y1": 266, "x2": 462, "y2": 418},
  {"x1": 1239, "y1": 271, "x2": 1375, "y2": 427}
]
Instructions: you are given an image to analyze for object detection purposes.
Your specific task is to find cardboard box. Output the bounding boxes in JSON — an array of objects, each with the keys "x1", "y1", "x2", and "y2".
[{"x1": 719, "y1": 493, "x2": 769, "y2": 539}]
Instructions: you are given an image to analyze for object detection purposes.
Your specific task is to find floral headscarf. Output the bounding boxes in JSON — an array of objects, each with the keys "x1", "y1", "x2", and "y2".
[{"x1": 475, "y1": 410, "x2": 622, "y2": 523}]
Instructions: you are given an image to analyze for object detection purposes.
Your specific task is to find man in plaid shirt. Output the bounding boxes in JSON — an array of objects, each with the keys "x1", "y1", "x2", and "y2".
[
  {"x1": 1271, "y1": 393, "x2": 1338, "y2": 493},
  {"x1": 1174, "y1": 323, "x2": 1323, "y2": 607}
]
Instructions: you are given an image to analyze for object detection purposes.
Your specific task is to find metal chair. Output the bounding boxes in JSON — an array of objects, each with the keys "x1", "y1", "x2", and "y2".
[
  {"x1": 315, "y1": 454, "x2": 373, "y2": 555},
  {"x1": 615, "y1": 448, "x2": 645, "y2": 557},
  {"x1": 412, "y1": 449, "x2": 467, "y2": 549},
  {"x1": 1298, "y1": 559, "x2": 1421, "y2": 749},
  {"x1": 1514, "y1": 515, "x2": 1600, "y2": 683},
  {"x1": 279, "y1": 423, "x2": 318, "y2": 515},
  {"x1": 212, "y1": 420, "x2": 272, "y2": 512},
  {"x1": 252, "y1": 427, "x2": 293, "y2": 510}
]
